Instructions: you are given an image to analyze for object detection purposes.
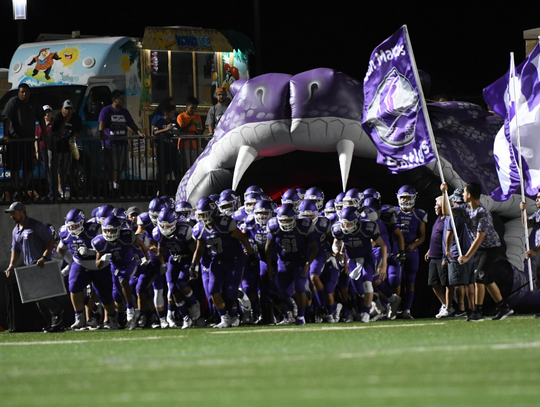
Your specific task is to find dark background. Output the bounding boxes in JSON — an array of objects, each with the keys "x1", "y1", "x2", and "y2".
[{"x1": 0, "y1": 1, "x2": 538, "y2": 103}]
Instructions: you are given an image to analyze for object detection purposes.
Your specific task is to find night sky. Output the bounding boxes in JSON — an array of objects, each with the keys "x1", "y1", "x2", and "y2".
[{"x1": 0, "y1": 1, "x2": 538, "y2": 104}]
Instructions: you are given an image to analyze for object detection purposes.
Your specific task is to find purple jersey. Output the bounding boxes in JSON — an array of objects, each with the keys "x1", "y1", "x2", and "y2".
[
  {"x1": 395, "y1": 207, "x2": 428, "y2": 245},
  {"x1": 98, "y1": 105, "x2": 136, "y2": 147},
  {"x1": 193, "y1": 216, "x2": 242, "y2": 260},
  {"x1": 152, "y1": 221, "x2": 194, "y2": 260},
  {"x1": 380, "y1": 206, "x2": 399, "y2": 255},
  {"x1": 332, "y1": 219, "x2": 380, "y2": 259},
  {"x1": 372, "y1": 218, "x2": 390, "y2": 261},
  {"x1": 232, "y1": 207, "x2": 248, "y2": 224},
  {"x1": 267, "y1": 217, "x2": 315, "y2": 262},
  {"x1": 91, "y1": 229, "x2": 137, "y2": 269},
  {"x1": 243, "y1": 214, "x2": 268, "y2": 254},
  {"x1": 58, "y1": 222, "x2": 105, "y2": 270},
  {"x1": 308, "y1": 216, "x2": 332, "y2": 253}
]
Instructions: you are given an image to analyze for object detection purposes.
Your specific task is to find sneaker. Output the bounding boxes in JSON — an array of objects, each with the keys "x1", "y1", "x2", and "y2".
[
  {"x1": 492, "y1": 307, "x2": 514, "y2": 321},
  {"x1": 242, "y1": 309, "x2": 253, "y2": 325},
  {"x1": 296, "y1": 316, "x2": 306, "y2": 326},
  {"x1": 126, "y1": 309, "x2": 137, "y2": 330},
  {"x1": 134, "y1": 309, "x2": 141, "y2": 324},
  {"x1": 322, "y1": 313, "x2": 335, "y2": 323},
  {"x1": 86, "y1": 317, "x2": 99, "y2": 329},
  {"x1": 435, "y1": 304, "x2": 447, "y2": 319},
  {"x1": 291, "y1": 299, "x2": 298, "y2": 318},
  {"x1": 454, "y1": 310, "x2": 467, "y2": 318},
  {"x1": 189, "y1": 301, "x2": 201, "y2": 321},
  {"x1": 138, "y1": 314, "x2": 147, "y2": 328},
  {"x1": 104, "y1": 315, "x2": 119, "y2": 330},
  {"x1": 467, "y1": 311, "x2": 484, "y2": 322},
  {"x1": 213, "y1": 314, "x2": 232, "y2": 329},
  {"x1": 51, "y1": 310, "x2": 64, "y2": 329},
  {"x1": 231, "y1": 315, "x2": 240, "y2": 327},
  {"x1": 70, "y1": 314, "x2": 86, "y2": 330},
  {"x1": 160, "y1": 317, "x2": 169, "y2": 329},
  {"x1": 371, "y1": 313, "x2": 384, "y2": 322},
  {"x1": 360, "y1": 312, "x2": 370, "y2": 323},
  {"x1": 277, "y1": 311, "x2": 295, "y2": 325},
  {"x1": 389, "y1": 294, "x2": 401, "y2": 320},
  {"x1": 167, "y1": 314, "x2": 179, "y2": 328},
  {"x1": 181, "y1": 316, "x2": 193, "y2": 329},
  {"x1": 402, "y1": 309, "x2": 414, "y2": 320},
  {"x1": 345, "y1": 313, "x2": 354, "y2": 323},
  {"x1": 333, "y1": 303, "x2": 343, "y2": 322}
]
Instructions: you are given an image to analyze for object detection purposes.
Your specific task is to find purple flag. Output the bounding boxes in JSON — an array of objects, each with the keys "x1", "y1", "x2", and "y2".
[
  {"x1": 362, "y1": 26, "x2": 435, "y2": 173},
  {"x1": 484, "y1": 44, "x2": 540, "y2": 201}
]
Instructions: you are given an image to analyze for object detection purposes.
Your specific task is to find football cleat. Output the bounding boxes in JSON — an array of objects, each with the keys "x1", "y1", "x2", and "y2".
[
  {"x1": 213, "y1": 314, "x2": 232, "y2": 329},
  {"x1": 181, "y1": 316, "x2": 193, "y2": 330}
]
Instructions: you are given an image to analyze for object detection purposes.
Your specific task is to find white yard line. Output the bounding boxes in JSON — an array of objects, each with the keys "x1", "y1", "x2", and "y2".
[
  {"x1": 0, "y1": 335, "x2": 183, "y2": 346},
  {"x1": 210, "y1": 322, "x2": 446, "y2": 334}
]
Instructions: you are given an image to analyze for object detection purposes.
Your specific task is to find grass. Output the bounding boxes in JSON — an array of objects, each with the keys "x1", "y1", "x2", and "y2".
[{"x1": 1, "y1": 316, "x2": 539, "y2": 407}]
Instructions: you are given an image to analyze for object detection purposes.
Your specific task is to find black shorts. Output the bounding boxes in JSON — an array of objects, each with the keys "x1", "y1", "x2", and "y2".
[
  {"x1": 428, "y1": 258, "x2": 448, "y2": 286},
  {"x1": 474, "y1": 246, "x2": 504, "y2": 285}
]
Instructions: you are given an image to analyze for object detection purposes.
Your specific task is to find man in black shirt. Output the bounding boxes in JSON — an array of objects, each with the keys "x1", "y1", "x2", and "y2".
[
  {"x1": 49, "y1": 100, "x2": 82, "y2": 198},
  {"x1": 1, "y1": 83, "x2": 47, "y2": 199},
  {"x1": 153, "y1": 105, "x2": 179, "y2": 195}
]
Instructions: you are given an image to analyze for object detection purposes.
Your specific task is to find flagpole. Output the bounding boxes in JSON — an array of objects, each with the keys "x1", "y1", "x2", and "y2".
[
  {"x1": 509, "y1": 52, "x2": 534, "y2": 292},
  {"x1": 403, "y1": 25, "x2": 462, "y2": 257}
]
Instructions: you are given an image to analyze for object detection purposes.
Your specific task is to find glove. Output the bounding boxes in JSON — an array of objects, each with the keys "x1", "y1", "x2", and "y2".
[
  {"x1": 398, "y1": 250, "x2": 406, "y2": 266},
  {"x1": 189, "y1": 263, "x2": 200, "y2": 278},
  {"x1": 100, "y1": 253, "x2": 112, "y2": 262},
  {"x1": 61, "y1": 264, "x2": 70, "y2": 277},
  {"x1": 172, "y1": 255, "x2": 181, "y2": 262},
  {"x1": 140, "y1": 258, "x2": 151, "y2": 267},
  {"x1": 248, "y1": 252, "x2": 258, "y2": 267},
  {"x1": 78, "y1": 247, "x2": 88, "y2": 256},
  {"x1": 160, "y1": 263, "x2": 168, "y2": 275}
]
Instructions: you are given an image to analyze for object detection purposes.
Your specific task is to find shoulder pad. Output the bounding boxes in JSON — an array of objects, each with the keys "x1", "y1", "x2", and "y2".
[
  {"x1": 332, "y1": 222, "x2": 344, "y2": 238},
  {"x1": 152, "y1": 226, "x2": 161, "y2": 241},
  {"x1": 244, "y1": 214, "x2": 256, "y2": 229},
  {"x1": 232, "y1": 209, "x2": 246, "y2": 222},
  {"x1": 192, "y1": 222, "x2": 203, "y2": 239},
  {"x1": 267, "y1": 217, "x2": 279, "y2": 233},
  {"x1": 59, "y1": 225, "x2": 69, "y2": 240},
  {"x1": 414, "y1": 208, "x2": 428, "y2": 223}
]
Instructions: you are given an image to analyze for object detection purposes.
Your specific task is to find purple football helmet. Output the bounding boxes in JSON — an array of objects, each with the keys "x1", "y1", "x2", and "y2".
[
  {"x1": 96, "y1": 205, "x2": 115, "y2": 225},
  {"x1": 244, "y1": 185, "x2": 264, "y2": 201},
  {"x1": 196, "y1": 197, "x2": 218, "y2": 225},
  {"x1": 339, "y1": 206, "x2": 361, "y2": 234},
  {"x1": 102, "y1": 216, "x2": 122, "y2": 241},
  {"x1": 305, "y1": 187, "x2": 325, "y2": 210},
  {"x1": 324, "y1": 199, "x2": 336, "y2": 218},
  {"x1": 253, "y1": 200, "x2": 274, "y2": 226},
  {"x1": 65, "y1": 208, "x2": 86, "y2": 237},
  {"x1": 149, "y1": 198, "x2": 169, "y2": 226},
  {"x1": 343, "y1": 188, "x2": 364, "y2": 209},
  {"x1": 175, "y1": 201, "x2": 194, "y2": 221},
  {"x1": 158, "y1": 208, "x2": 177, "y2": 237},
  {"x1": 397, "y1": 185, "x2": 417, "y2": 210},
  {"x1": 276, "y1": 203, "x2": 297, "y2": 232},
  {"x1": 296, "y1": 188, "x2": 306, "y2": 200},
  {"x1": 281, "y1": 189, "x2": 301, "y2": 210},
  {"x1": 363, "y1": 188, "x2": 381, "y2": 201},
  {"x1": 298, "y1": 199, "x2": 319, "y2": 220},
  {"x1": 218, "y1": 189, "x2": 240, "y2": 216},
  {"x1": 244, "y1": 192, "x2": 261, "y2": 214}
]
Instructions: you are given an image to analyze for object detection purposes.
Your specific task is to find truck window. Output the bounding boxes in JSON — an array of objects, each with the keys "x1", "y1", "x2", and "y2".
[{"x1": 85, "y1": 86, "x2": 111, "y2": 120}]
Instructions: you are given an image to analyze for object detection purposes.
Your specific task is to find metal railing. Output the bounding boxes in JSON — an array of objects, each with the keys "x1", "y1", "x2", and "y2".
[{"x1": 0, "y1": 135, "x2": 211, "y2": 204}]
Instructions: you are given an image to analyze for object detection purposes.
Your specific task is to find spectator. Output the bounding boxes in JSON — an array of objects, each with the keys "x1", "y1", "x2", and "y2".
[
  {"x1": 49, "y1": 100, "x2": 82, "y2": 199},
  {"x1": 149, "y1": 97, "x2": 176, "y2": 135},
  {"x1": 4, "y1": 201, "x2": 64, "y2": 332},
  {"x1": 99, "y1": 90, "x2": 146, "y2": 197},
  {"x1": 445, "y1": 189, "x2": 475, "y2": 318},
  {"x1": 425, "y1": 196, "x2": 451, "y2": 317},
  {"x1": 1, "y1": 83, "x2": 47, "y2": 200},
  {"x1": 176, "y1": 97, "x2": 202, "y2": 176},
  {"x1": 520, "y1": 192, "x2": 540, "y2": 314},
  {"x1": 153, "y1": 105, "x2": 179, "y2": 194},
  {"x1": 35, "y1": 105, "x2": 53, "y2": 199},
  {"x1": 206, "y1": 87, "x2": 229, "y2": 135}
]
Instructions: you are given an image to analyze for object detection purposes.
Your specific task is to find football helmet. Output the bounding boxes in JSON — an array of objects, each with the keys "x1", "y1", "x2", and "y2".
[
  {"x1": 296, "y1": 187, "x2": 306, "y2": 200},
  {"x1": 65, "y1": 209, "x2": 86, "y2": 237},
  {"x1": 324, "y1": 199, "x2": 337, "y2": 218},
  {"x1": 335, "y1": 192, "x2": 346, "y2": 215},
  {"x1": 244, "y1": 192, "x2": 261, "y2": 214},
  {"x1": 196, "y1": 197, "x2": 218, "y2": 225},
  {"x1": 362, "y1": 197, "x2": 381, "y2": 212},
  {"x1": 160, "y1": 195, "x2": 175, "y2": 208},
  {"x1": 305, "y1": 187, "x2": 325, "y2": 210},
  {"x1": 218, "y1": 189, "x2": 240, "y2": 216},
  {"x1": 281, "y1": 189, "x2": 301, "y2": 210},
  {"x1": 244, "y1": 185, "x2": 264, "y2": 201},
  {"x1": 340, "y1": 206, "x2": 361, "y2": 234},
  {"x1": 175, "y1": 201, "x2": 194, "y2": 221},
  {"x1": 253, "y1": 200, "x2": 274, "y2": 226},
  {"x1": 102, "y1": 216, "x2": 122, "y2": 242},
  {"x1": 96, "y1": 205, "x2": 115, "y2": 225},
  {"x1": 276, "y1": 203, "x2": 297, "y2": 232},
  {"x1": 363, "y1": 188, "x2": 381, "y2": 201},
  {"x1": 158, "y1": 208, "x2": 177, "y2": 237},
  {"x1": 298, "y1": 200, "x2": 319, "y2": 221},
  {"x1": 208, "y1": 193, "x2": 220, "y2": 203},
  {"x1": 397, "y1": 185, "x2": 417, "y2": 210},
  {"x1": 343, "y1": 188, "x2": 364, "y2": 208},
  {"x1": 114, "y1": 207, "x2": 126, "y2": 219},
  {"x1": 149, "y1": 198, "x2": 169, "y2": 226}
]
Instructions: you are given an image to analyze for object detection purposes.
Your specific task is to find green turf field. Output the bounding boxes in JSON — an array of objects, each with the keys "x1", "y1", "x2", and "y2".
[{"x1": 1, "y1": 316, "x2": 539, "y2": 407}]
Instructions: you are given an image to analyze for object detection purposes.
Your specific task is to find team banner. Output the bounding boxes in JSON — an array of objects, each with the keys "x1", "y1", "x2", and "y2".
[
  {"x1": 362, "y1": 25, "x2": 435, "y2": 173},
  {"x1": 484, "y1": 43, "x2": 540, "y2": 201}
]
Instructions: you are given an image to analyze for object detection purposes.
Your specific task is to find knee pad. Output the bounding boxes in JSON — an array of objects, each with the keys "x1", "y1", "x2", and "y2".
[
  {"x1": 363, "y1": 281, "x2": 374, "y2": 293},
  {"x1": 154, "y1": 289, "x2": 165, "y2": 308}
]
